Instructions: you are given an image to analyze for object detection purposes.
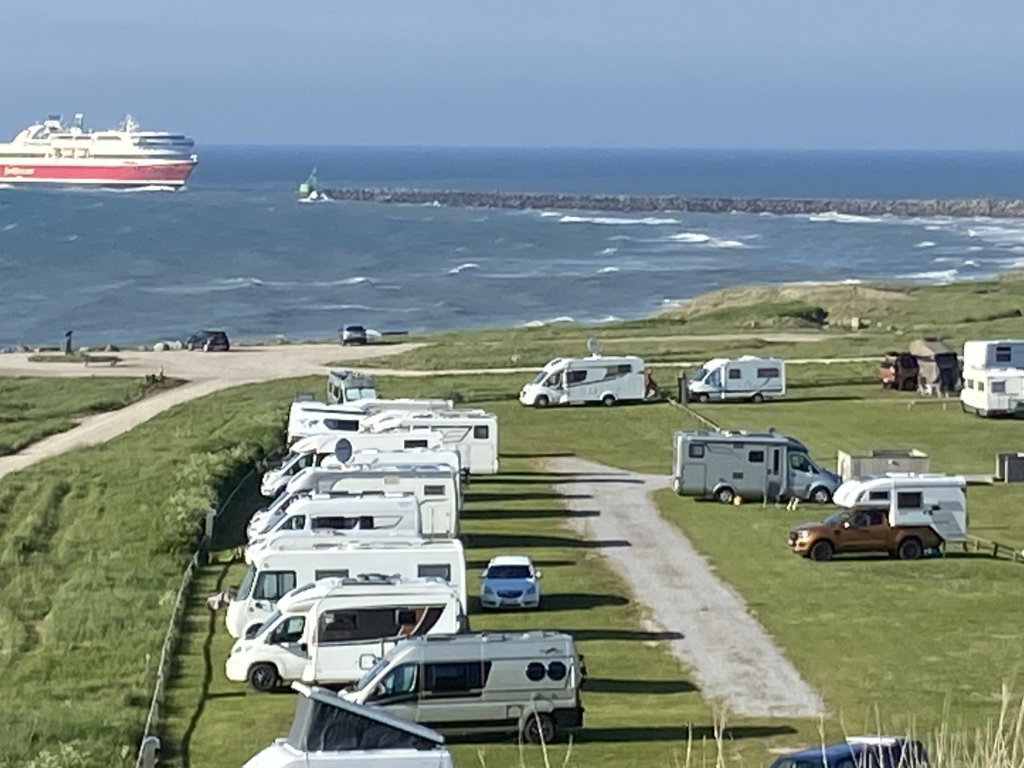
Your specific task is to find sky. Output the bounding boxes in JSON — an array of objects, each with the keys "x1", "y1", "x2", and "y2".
[{"x1": 1, "y1": 1, "x2": 1022, "y2": 150}]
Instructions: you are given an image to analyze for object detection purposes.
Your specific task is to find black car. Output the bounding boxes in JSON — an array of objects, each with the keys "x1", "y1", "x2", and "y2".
[
  {"x1": 768, "y1": 738, "x2": 929, "y2": 768},
  {"x1": 340, "y1": 325, "x2": 368, "y2": 346},
  {"x1": 186, "y1": 330, "x2": 231, "y2": 352}
]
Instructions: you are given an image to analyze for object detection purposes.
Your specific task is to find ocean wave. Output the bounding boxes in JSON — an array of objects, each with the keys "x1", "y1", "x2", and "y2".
[
  {"x1": 2, "y1": 222, "x2": 16, "y2": 231},
  {"x1": 539, "y1": 211, "x2": 562, "y2": 218},
  {"x1": 808, "y1": 211, "x2": 883, "y2": 224},
  {"x1": 710, "y1": 238, "x2": 748, "y2": 249},
  {"x1": 669, "y1": 232, "x2": 711, "y2": 243},
  {"x1": 598, "y1": 247, "x2": 618, "y2": 256},
  {"x1": 61, "y1": 234, "x2": 80, "y2": 242},
  {"x1": 914, "y1": 241, "x2": 936, "y2": 249},
  {"x1": 596, "y1": 266, "x2": 620, "y2": 274},
  {"x1": 111, "y1": 185, "x2": 178, "y2": 193},
  {"x1": 592, "y1": 315, "x2": 622, "y2": 323},
  {"x1": 607, "y1": 235, "x2": 634, "y2": 242},
  {"x1": 520, "y1": 315, "x2": 576, "y2": 328},
  {"x1": 557, "y1": 214, "x2": 681, "y2": 226},
  {"x1": 964, "y1": 259, "x2": 981, "y2": 268},
  {"x1": 447, "y1": 262, "x2": 480, "y2": 275}
]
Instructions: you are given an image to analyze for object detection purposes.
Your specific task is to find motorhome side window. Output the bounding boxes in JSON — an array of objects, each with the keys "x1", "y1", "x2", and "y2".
[
  {"x1": 992, "y1": 381, "x2": 1007, "y2": 394},
  {"x1": 757, "y1": 367, "x2": 780, "y2": 378},
  {"x1": 728, "y1": 368, "x2": 741, "y2": 379},
  {"x1": 315, "y1": 569, "x2": 349, "y2": 579},
  {"x1": 867, "y1": 491, "x2": 889, "y2": 501},
  {"x1": 566, "y1": 370, "x2": 587, "y2": 384},
  {"x1": 423, "y1": 661, "x2": 492, "y2": 695},
  {"x1": 616, "y1": 364, "x2": 633, "y2": 375},
  {"x1": 323, "y1": 418, "x2": 358, "y2": 432},
  {"x1": 282, "y1": 515, "x2": 306, "y2": 530},
  {"x1": 404, "y1": 439, "x2": 429, "y2": 449},
  {"x1": 254, "y1": 571, "x2": 297, "y2": 601},
  {"x1": 319, "y1": 608, "x2": 406, "y2": 643},
  {"x1": 423, "y1": 484, "x2": 446, "y2": 496},
  {"x1": 473, "y1": 425, "x2": 489, "y2": 439},
  {"x1": 897, "y1": 491, "x2": 923, "y2": 509},
  {"x1": 996, "y1": 346, "x2": 1012, "y2": 363},
  {"x1": 688, "y1": 443, "x2": 705, "y2": 459},
  {"x1": 418, "y1": 564, "x2": 451, "y2": 580},
  {"x1": 748, "y1": 450, "x2": 765, "y2": 463}
]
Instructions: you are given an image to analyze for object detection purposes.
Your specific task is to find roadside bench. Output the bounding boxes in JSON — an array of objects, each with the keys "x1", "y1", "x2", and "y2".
[{"x1": 83, "y1": 353, "x2": 123, "y2": 367}]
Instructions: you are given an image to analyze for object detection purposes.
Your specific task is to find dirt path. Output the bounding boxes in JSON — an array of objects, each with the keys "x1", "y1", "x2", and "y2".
[{"x1": 546, "y1": 455, "x2": 825, "y2": 719}]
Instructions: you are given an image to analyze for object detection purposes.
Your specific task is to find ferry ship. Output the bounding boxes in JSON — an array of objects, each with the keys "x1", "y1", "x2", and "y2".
[{"x1": 0, "y1": 113, "x2": 197, "y2": 188}]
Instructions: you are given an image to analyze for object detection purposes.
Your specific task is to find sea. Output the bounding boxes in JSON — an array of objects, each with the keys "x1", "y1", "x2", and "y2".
[{"x1": 4, "y1": 146, "x2": 1024, "y2": 348}]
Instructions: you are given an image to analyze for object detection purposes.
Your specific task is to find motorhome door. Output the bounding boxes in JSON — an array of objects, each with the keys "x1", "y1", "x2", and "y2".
[
  {"x1": 766, "y1": 447, "x2": 784, "y2": 501},
  {"x1": 786, "y1": 452, "x2": 817, "y2": 499}
]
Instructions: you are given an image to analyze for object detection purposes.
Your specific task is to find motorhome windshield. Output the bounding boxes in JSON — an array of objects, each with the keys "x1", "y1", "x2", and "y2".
[
  {"x1": 346, "y1": 387, "x2": 377, "y2": 401},
  {"x1": 253, "y1": 610, "x2": 282, "y2": 639},
  {"x1": 355, "y1": 655, "x2": 390, "y2": 691},
  {"x1": 259, "y1": 509, "x2": 286, "y2": 535},
  {"x1": 236, "y1": 565, "x2": 257, "y2": 600},
  {"x1": 530, "y1": 370, "x2": 548, "y2": 385},
  {"x1": 692, "y1": 367, "x2": 709, "y2": 382}
]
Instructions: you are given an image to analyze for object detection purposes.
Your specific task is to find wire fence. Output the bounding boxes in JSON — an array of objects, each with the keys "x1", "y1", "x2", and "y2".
[{"x1": 133, "y1": 469, "x2": 254, "y2": 768}]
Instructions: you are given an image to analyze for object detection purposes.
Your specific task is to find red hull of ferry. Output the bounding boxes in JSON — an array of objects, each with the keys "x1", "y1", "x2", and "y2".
[{"x1": 0, "y1": 159, "x2": 196, "y2": 187}]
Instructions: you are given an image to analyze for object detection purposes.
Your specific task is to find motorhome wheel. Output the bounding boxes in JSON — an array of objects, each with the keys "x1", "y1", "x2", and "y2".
[
  {"x1": 751, "y1": 392, "x2": 765, "y2": 403},
  {"x1": 534, "y1": 395, "x2": 550, "y2": 408},
  {"x1": 809, "y1": 486, "x2": 832, "y2": 504},
  {"x1": 697, "y1": 393, "x2": 710, "y2": 403},
  {"x1": 897, "y1": 537, "x2": 923, "y2": 560},
  {"x1": 601, "y1": 394, "x2": 616, "y2": 407},
  {"x1": 522, "y1": 713, "x2": 556, "y2": 744},
  {"x1": 714, "y1": 486, "x2": 735, "y2": 504},
  {"x1": 808, "y1": 540, "x2": 834, "y2": 562},
  {"x1": 247, "y1": 663, "x2": 280, "y2": 692}
]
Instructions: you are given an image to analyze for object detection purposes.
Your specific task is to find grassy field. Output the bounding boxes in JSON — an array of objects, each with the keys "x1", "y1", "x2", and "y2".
[
  {"x1": 0, "y1": 376, "x2": 179, "y2": 456},
  {"x1": 0, "y1": 377, "x2": 316, "y2": 767}
]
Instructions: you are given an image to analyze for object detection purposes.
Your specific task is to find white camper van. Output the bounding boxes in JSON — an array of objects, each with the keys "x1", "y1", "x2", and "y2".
[
  {"x1": 961, "y1": 367, "x2": 1024, "y2": 418},
  {"x1": 344, "y1": 631, "x2": 585, "y2": 744},
  {"x1": 241, "y1": 683, "x2": 453, "y2": 768},
  {"x1": 687, "y1": 356, "x2": 786, "y2": 403},
  {"x1": 262, "y1": 432, "x2": 444, "y2": 497},
  {"x1": 226, "y1": 539, "x2": 467, "y2": 638},
  {"x1": 326, "y1": 369, "x2": 378, "y2": 405},
  {"x1": 245, "y1": 493, "x2": 423, "y2": 561},
  {"x1": 519, "y1": 354, "x2": 647, "y2": 408},
  {"x1": 226, "y1": 576, "x2": 465, "y2": 691},
  {"x1": 289, "y1": 399, "x2": 457, "y2": 445},
  {"x1": 962, "y1": 339, "x2": 1024, "y2": 371},
  {"x1": 361, "y1": 410, "x2": 499, "y2": 475}
]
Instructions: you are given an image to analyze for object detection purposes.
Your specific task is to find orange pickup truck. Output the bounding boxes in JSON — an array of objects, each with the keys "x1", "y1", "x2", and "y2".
[{"x1": 788, "y1": 508, "x2": 941, "y2": 561}]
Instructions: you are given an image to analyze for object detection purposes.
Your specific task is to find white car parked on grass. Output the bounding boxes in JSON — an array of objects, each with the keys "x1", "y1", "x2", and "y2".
[{"x1": 479, "y1": 555, "x2": 541, "y2": 609}]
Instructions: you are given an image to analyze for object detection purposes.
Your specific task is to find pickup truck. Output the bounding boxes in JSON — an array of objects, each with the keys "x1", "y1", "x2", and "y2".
[{"x1": 788, "y1": 508, "x2": 941, "y2": 561}]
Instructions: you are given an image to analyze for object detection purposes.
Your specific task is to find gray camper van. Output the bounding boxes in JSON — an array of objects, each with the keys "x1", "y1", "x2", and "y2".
[{"x1": 672, "y1": 430, "x2": 841, "y2": 504}]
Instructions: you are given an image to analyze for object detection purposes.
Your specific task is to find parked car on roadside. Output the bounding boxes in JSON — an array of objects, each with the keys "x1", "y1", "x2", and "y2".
[
  {"x1": 340, "y1": 325, "x2": 368, "y2": 346},
  {"x1": 480, "y1": 555, "x2": 542, "y2": 609},
  {"x1": 186, "y1": 330, "x2": 230, "y2": 352},
  {"x1": 768, "y1": 736, "x2": 929, "y2": 768}
]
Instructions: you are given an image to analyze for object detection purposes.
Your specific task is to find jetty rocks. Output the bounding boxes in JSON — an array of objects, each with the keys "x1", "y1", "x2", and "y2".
[{"x1": 324, "y1": 187, "x2": 1024, "y2": 219}]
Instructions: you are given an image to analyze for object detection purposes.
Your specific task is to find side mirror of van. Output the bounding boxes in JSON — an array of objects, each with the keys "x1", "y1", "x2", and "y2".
[
  {"x1": 535, "y1": 570, "x2": 543, "y2": 580},
  {"x1": 299, "y1": 642, "x2": 308, "y2": 653}
]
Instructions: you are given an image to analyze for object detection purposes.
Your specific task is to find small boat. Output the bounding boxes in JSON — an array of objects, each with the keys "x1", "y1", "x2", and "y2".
[{"x1": 297, "y1": 168, "x2": 331, "y2": 202}]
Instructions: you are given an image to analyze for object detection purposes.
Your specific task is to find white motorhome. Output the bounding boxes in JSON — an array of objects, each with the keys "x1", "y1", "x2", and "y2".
[
  {"x1": 288, "y1": 399, "x2": 456, "y2": 445},
  {"x1": 261, "y1": 432, "x2": 444, "y2": 497},
  {"x1": 344, "y1": 631, "x2": 585, "y2": 744},
  {"x1": 962, "y1": 339, "x2": 1024, "y2": 371},
  {"x1": 326, "y1": 369, "x2": 378, "y2": 405},
  {"x1": 246, "y1": 493, "x2": 423, "y2": 561},
  {"x1": 519, "y1": 354, "x2": 647, "y2": 408},
  {"x1": 226, "y1": 539, "x2": 467, "y2": 638},
  {"x1": 241, "y1": 683, "x2": 453, "y2": 768},
  {"x1": 359, "y1": 410, "x2": 499, "y2": 475},
  {"x1": 687, "y1": 356, "x2": 786, "y2": 403},
  {"x1": 226, "y1": 576, "x2": 465, "y2": 690},
  {"x1": 961, "y1": 367, "x2": 1024, "y2": 418}
]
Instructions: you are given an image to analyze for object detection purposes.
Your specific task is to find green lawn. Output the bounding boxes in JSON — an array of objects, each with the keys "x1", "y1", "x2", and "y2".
[{"x1": 0, "y1": 376, "x2": 180, "y2": 455}]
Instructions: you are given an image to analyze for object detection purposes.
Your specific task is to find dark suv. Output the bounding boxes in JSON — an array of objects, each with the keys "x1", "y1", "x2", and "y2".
[
  {"x1": 769, "y1": 738, "x2": 929, "y2": 768},
  {"x1": 340, "y1": 325, "x2": 368, "y2": 346},
  {"x1": 186, "y1": 330, "x2": 231, "y2": 352}
]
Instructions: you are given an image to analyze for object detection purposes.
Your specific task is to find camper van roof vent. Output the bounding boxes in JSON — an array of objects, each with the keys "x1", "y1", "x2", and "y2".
[
  {"x1": 294, "y1": 392, "x2": 316, "y2": 402},
  {"x1": 349, "y1": 572, "x2": 403, "y2": 585}
]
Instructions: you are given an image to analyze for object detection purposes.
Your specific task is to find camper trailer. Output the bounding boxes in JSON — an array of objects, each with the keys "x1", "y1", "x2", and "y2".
[
  {"x1": 687, "y1": 356, "x2": 786, "y2": 403},
  {"x1": 962, "y1": 339, "x2": 1024, "y2": 371},
  {"x1": 360, "y1": 410, "x2": 499, "y2": 475},
  {"x1": 960, "y1": 367, "x2": 1024, "y2": 418},
  {"x1": 518, "y1": 354, "x2": 648, "y2": 408},
  {"x1": 326, "y1": 369, "x2": 378, "y2": 405},
  {"x1": 245, "y1": 493, "x2": 423, "y2": 561},
  {"x1": 261, "y1": 432, "x2": 444, "y2": 497},
  {"x1": 909, "y1": 338, "x2": 960, "y2": 395},
  {"x1": 344, "y1": 631, "x2": 585, "y2": 744},
  {"x1": 226, "y1": 576, "x2": 465, "y2": 691},
  {"x1": 788, "y1": 473, "x2": 967, "y2": 561},
  {"x1": 226, "y1": 539, "x2": 467, "y2": 638},
  {"x1": 241, "y1": 683, "x2": 453, "y2": 768},
  {"x1": 672, "y1": 429, "x2": 841, "y2": 504}
]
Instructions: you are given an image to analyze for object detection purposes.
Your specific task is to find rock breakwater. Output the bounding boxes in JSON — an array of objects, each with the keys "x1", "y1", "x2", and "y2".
[{"x1": 323, "y1": 187, "x2": 1024, "y2": 218}]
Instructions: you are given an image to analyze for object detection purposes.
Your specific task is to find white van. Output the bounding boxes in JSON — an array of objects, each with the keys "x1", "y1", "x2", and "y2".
[
  {"x1": 360, "y1": 410, "x2": 499, "y2": 475},
  {"x1": 519, "y1": 354, "x2": 647, "y2": 408},
  {"x1": 261, "y1": 432, "x2": 443, "y2": 497},
  {"x1": 245, "y1": 493, "x2": 423, "y2": 562},
  {"x1": 960, "y1": 367, "x2": 1024, "y2": 418},
  {"x1": 326, "y1": 369, "x2": 378, "y2": 405},
  {"x1": 344, "y1": 631, "x2": 585, "y2": 744},
  {"x1": 962, "y1": 339, "x2": 1024, "y2": 371},
  {"x1": 226, "y1": 576, "x2": 465, "y2": 691},
  {"x1": 242, "y1": 683, "x2": 453, "y2": 768},
  {"x1": 687, "y1": 356, "x2": 786, "y2": 403},
  {"x1": 226, "y1": 539, "x2": 467, "y2": 638}
]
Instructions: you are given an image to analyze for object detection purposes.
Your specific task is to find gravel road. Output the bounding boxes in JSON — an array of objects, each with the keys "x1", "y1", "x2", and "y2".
[{"x1": 546, "y1": 455, "x2": 825, "y2": 719}]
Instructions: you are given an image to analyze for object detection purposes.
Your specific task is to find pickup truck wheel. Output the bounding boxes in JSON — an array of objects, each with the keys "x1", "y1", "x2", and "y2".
[
  {"x1": 809, "y1": 486, "x2": 832, "y2": 504},
  {"x1": 522, "y1": 713, "x2": 556, "y2": 744},
  {"x1": 897, "y1": 537, "x2": 923, "y2": 560},
  {"x1": 714, "y1": 486, "x2": 735, "y2": 504},
  {"x1": 808, "y1": 540, "x2": 834, "y2": 562},
  {"x1": 534, "y1": 395, "x2": 549, "y2": 409},
  {"x1": 248, "y1": 663, "x2": 279, "y2": 692}
]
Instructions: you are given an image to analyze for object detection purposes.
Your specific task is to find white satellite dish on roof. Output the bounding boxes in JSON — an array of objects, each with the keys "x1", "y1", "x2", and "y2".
[{"x1": 586, "y1": 337, "x2": 602, "y2": 357}]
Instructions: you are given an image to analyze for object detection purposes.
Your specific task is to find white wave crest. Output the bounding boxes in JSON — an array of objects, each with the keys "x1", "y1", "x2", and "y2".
[
  {"x1": 597, "y1": 266, "x2": 620, "y2": 274},
  {"x1": 898, "y1": 269, "x2": 959, "y2": 283},
  {"x1": 808, "y1": 211, "x2": 883, "y2": 224},
  {"x1": 598, "y1": 247, "x2": 618, "y2": 256},
  {"x1": 112, "y1": 185, "x2": 178, "y2": 193},
  {"x1": 447, "y1": 262, "x2": 480, "y2": 275},
  {"x1": 61, "y1": 234, "x2": 80, "y2": 242},
  {"x1": 539, "y1": 211, "x2": 562, "y2": 218},
  {"x1": 0, "y1": 184, "x2": 14, "y2": 190},
  {"x1": 914, "y1": 241, "x2": 936, "y2": 249},
  {"x1": 558, "y1": 214, "x2": 680, "y2": 226},
  {"x1": 669, "y1": 232, "x2": 711, "y2": 243},
  {"x1": 608, "y1": 235, "x2": 634, "y2": 241},
  {"x1": 2, "y1": 222, "x2": 16, "y2": 231},
  {"x1": 520, "y1": 315, "x2": 576, "y2": 328},
  {"x1": 710, "y1": 238, "x2": 748, "y2": 249},
  {"x1": 964, "y1": 260, "x2": 980, "y2": 268}
]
